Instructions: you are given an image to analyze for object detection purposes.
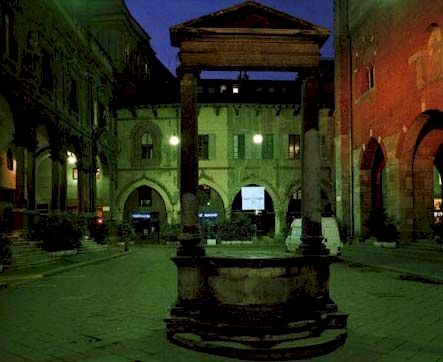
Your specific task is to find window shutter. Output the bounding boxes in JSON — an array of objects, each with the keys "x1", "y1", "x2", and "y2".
[
  {"x1": 209, "y1": 134, "x2": 216, "y2": 160},
  {"x1": 245, "y1": 134, "x2": 252, "y2": 159},
  {"x1": 255, "y1": 142, "x2": 262, "y2": 159}
]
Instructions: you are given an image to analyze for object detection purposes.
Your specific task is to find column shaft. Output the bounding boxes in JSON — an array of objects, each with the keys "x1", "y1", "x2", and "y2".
[
  {"x1": 300, "y1": 74, "x2": 327, "y2": 255},
  {"x1": 14, "y1": 145, "x2": 26, "y2": 208},
  {"x1": 51, "y1": 156, "x2": 60, "y2": 211},
  {"x1": 59, "y1": 161, "x2": 67, "y2": 211},
  {"x1": 179, "y1": 70, "x2": 199, "y2": 233}
]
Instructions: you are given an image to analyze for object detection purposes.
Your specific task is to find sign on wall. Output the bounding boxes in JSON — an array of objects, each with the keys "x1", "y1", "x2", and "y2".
[{"x1": 241, "y1": 186, "x2": 265, "y2": 210}]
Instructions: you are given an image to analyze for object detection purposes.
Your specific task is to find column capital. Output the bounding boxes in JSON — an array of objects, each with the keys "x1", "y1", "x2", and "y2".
[
  {"x1": 13, "y1": 127, "x2": 37, "y2": 150},
  {"x1": 298, "y1": 67, "x2": 319, "y2": 80},
  {"x1": 177, "y1": 66, "x2": 200, "y2": 79}
]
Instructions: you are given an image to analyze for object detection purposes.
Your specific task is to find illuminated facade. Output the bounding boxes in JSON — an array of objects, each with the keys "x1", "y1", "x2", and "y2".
[
  {"x1": 115, "y1": 74, "x2": 335, "y2": 238},
  {"x1": 334, "y1": 0, "x2": 443, "y2": 241}
]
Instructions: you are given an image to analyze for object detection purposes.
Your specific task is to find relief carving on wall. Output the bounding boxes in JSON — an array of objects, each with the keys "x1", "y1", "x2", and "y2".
[{"x1": 409, "y1": 24, "x2": 443, "y2": 89}]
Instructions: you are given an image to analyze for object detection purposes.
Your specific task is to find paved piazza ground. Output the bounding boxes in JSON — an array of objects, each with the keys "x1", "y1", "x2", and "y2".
[{"x1": 0, "y1": 245, "x2": 442, "y2": 362}]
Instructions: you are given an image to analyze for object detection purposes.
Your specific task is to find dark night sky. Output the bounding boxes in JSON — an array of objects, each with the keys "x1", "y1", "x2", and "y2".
[{"x1": 125, "y1": 0, "x2": 334, "y2": 79}]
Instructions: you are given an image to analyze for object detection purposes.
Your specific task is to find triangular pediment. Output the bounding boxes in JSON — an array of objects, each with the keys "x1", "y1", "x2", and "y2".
[
  {"x1": 170, "y1": 1, "x2": 329, "y2": 70},
  {"x1": 171, "y1": 1, "x2": 328, "y2": 33}
]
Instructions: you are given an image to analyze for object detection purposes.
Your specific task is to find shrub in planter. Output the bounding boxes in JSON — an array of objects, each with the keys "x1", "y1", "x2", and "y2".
[
  {"x1": 89, "y1": 218, "x2": 108, "y2": 244},
  {"x1": 432, "y1": 221, "x2": 443, "y2": 245},
  {"x1": 0, "y1": 234, "x2": 12, "y2": 267},
  {"x1": 36, "y1": 213, "x2": 82, "y2": 252},
  {"x1": 116, "y1": 221, "x2": 135, "y2": 242},
  {"x1": 160, "y1": 223, "x2": 181, "y2": 243},
  {"x1": 218, "y1": 213, "x2": 255, "y2": 241}
]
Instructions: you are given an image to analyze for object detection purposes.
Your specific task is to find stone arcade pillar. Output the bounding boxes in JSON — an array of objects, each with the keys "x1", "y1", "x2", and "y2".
[
  {"x1": 50, "y1": 148, "x2": 61, "y2": 211},
  {"x1": 76, "y1": 160, "x2": 89, "y2": 213},
  {"x1": 177, "y1": 68, "x2": 204, "y2": 256},
  {"x1": 59, "y1": 158, "x2": 67, "y2": 211},
  {"x1": 89, "y1": 164, "x2": 97, "y2": 215},
  {"x1": 299, "y1": 71, "x2": 328, "y2": 255},
  {"x1": 25, "y1": 134, "x2": 38, "y2": 232},
  {"x1": 12, "y1": 134, "x2": 27, "y2": 230}
]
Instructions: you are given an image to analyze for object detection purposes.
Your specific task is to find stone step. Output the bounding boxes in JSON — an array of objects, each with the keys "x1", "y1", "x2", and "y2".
[
  {"x1": 77, "y1": 241, "x2": 108, "y2": 254},
  {"x1": 170, "y1": 328, "x2": 347, "y2": 361}
]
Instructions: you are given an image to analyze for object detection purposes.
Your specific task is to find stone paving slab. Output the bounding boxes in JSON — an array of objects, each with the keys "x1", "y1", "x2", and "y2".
[
  {"x1": 0, "y1": 245, "x2": 442, "y2": 361},
  {"x1": 339, "y1": 241, "x2": 443, "y2": 283}
]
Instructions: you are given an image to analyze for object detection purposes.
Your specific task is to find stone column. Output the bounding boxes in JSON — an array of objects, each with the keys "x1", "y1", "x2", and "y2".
[
  {"x1": 13, "y1": 145, "x2": 26, "y2": 209},
  {"x1": 77, "y1": 161, "x2": 88, "y2": 213},
  {"x1": 12, "y1": 134, "x2": 27, "y2": 230},
  {"x1": 26, "y1": 142, "x2": 37, "y2": 211},
  {"x1": 25, "y1": 136, "x2": 38, "y2": 234},
  {"x1": 274, "y1": 209, "x2": 284, "y2": 239},
  {"x1": 89, "y1": 165, "x2": 97, "y2": 214},
  {"x1": 50, "y1": 148, "x2": 62, "y2": 211},
  {"x1": 59, "y1": 158, "x2": 67, "y2": 211},
  {"x1": 178, "y1": 68, "x2": 204, "y2": 256},
  {"x1": 299, "y1": 72, "x2": 328, "y2": 255}
]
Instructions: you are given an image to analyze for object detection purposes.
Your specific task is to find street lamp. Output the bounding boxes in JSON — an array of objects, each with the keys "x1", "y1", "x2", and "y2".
[
  {"x1": 169, "y1": 134, "x2": 180, "y2": 146},
  {"x1": 253, "y1": 133, "x2": 263, "y2": 144}
]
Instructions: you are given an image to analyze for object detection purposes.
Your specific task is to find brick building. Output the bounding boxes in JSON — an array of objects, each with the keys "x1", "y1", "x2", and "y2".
[{"x1": 334, "y1": 0, "x2": 443, "y2": 241}]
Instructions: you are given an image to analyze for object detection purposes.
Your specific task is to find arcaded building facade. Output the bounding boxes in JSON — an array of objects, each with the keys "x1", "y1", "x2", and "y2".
[
  {"x1": 115, "y1": 75, "x2": 335, "y2": 238},
  {"x1": 0, "y1": 0, "x2": 117, "y2": 230},
  {"x1": 1, "y1": 0, "x2": 335, "y2": 241},
  {"x1": 334, "y1": 0, "x2": 443, "y2": 241}
]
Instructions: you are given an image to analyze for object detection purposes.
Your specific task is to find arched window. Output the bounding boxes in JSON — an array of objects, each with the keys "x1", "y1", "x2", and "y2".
[
  {"x1": 6, "y1": 148, "x2": 13, "y2": 171},
  {"x1": 141, "y1": 132, "x2": 153, "y2": 159}
]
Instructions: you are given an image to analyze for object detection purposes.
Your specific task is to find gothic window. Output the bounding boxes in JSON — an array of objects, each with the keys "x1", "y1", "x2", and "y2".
[
  {"x1": 69, "y1": 78, "x2": 78, "y2": 113},
  {"x1": 288, "y1": 134, "x2": 300, "y2": 159},
  {"x1": 6, "y1": 148, "x2": 13, "y2": 171},
  {"x1": 233, "y1": 134, "x2": 245, "y2": 159},
  {"x1": 141, "y1": 132, "x2": 154, "y2": 159},
  {"x1": 2, "y1": 11, "x2": 16, "y2": 60},
  {"x1": 198, "y1": 135, "x2": 209, "y2": 160},
  {"x1": 41, "y1": 50, "x2": 54, "y2": 92},
  {"x1": 368, "y1": 65, "x2": 375, "y2": 89},
  {"x1": 130, "y1": 122, "x2": 162, "y2": 167}
]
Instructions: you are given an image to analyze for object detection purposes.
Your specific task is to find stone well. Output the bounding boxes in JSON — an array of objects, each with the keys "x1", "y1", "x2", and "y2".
[{"x1": 165, "y1": 250, "x2": 347, "y2": 360}]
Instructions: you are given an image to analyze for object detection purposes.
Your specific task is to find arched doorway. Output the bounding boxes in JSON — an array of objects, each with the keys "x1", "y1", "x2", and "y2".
[
  {"x1": 231, "y1": 184, "x2": 275, "y2": 236},
  {"x1": 197, "y1": 184, "x2": 225, "y2": 239},
  {"x1": 123, "y1": 185, "x2": 167, "y2": 241},
  {"x1": 398, "y1": 110, "x2": 443, "y2": 240},
  {"x1": 360, "y1": 137, "x2": 387, "y2": 238}
]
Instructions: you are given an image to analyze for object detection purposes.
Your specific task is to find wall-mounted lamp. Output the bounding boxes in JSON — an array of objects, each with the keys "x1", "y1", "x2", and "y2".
[{"x1": 253, "y1": 134, "x2": 263, "y2": 144}]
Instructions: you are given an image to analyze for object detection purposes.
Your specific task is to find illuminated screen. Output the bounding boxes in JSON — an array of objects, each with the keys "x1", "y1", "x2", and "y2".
[{"x1": 241, "y1": 186, "x2": 265, "y2": 210}]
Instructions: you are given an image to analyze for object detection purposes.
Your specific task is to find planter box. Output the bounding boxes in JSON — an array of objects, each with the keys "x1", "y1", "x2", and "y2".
[
  {"x1": 49, "y1": 249, "x2": 78, "y2": 257},
  {"x1": 373, "y1": 240, "x2": 397, "y2": 248}
]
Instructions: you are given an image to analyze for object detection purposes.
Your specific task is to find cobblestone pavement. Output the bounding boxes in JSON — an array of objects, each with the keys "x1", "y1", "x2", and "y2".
[{"x1": 0, "y1": 245, "x2": 442, "y2": 362}]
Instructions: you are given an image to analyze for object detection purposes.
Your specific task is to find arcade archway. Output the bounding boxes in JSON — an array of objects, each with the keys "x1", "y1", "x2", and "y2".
[
  {"x1": 399, "y1": 110, "x2": 443, "y2": 239},
  {"x1": 360, "y1": 137, "x2": 387, "y2": 238},
  {"x1": 123, "y1": 185, "x2": 167, "y2": 239},
  {"x1": 231, "y1": 184, "x2": 275, "y2": 235}
]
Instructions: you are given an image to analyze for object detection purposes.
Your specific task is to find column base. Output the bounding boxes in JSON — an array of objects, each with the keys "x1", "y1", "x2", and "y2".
[
  {"x1": 298, "y1": 236, "x2": 330, "y2": 256},
  {"x1": 177, "y1": 233, "x2": 205, "y2": 256}
]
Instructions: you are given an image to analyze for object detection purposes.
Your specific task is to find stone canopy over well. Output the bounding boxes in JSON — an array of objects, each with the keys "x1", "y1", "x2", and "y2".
[{"x1": 170, "y1": 1, "x2": 330, "y2": 71}]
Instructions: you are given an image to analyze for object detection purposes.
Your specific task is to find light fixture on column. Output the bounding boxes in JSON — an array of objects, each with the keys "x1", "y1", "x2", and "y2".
[
  {"x1": 169, "y1": 118, "x2": 180, "y2": 146},
  {"x1": 67, "y1": 151, "x2": 77, "y2": 164},
  {"x1": 169, "y1": 134, "x2": 180, "y2": 146},
  {"x1": 253, "y1": 133, "x2": 263, "y2": 144}
]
